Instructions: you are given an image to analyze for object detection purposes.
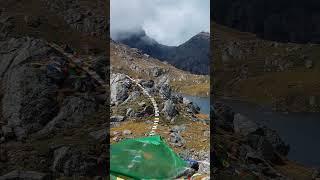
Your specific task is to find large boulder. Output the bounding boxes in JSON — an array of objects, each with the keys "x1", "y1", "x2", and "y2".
[
  {"x1": 110, "y1": 115, "x2": 125, "y2": 122},
  {"x1": 169, "y1": 132, "x2": 185, "y2": 147},
  {"x1": 110, "y1": 73, "x2": 131, "y2": 105},
  {"x1": 159, "y1": 83, "x2": 171, "y2": 100},
  {"x1": 140, "y1": 80, "x2": 154, "y2": 88},
  {"x1": 186, "y1": 103, "x2": 200, "y2": 114},
  {"x1": 233, "y1": 113, "x2": 259, "y2": 136},
  {"x1": 0, "y1": 37, "x2": 59, "y2": 140},
  {"x1": 247, "y1": 127, "x2": 290, "y2": 164},
  {"x1": 89, "y1": 129, "x2": 107, "y2": 142},
  {"x1": 37, "y1": 96, "x2": 98, "y2": 136},
  {"x1": 161, "y1": 100, "x2": 177, "y2": 119},
  {"x1": 213, "y1": 102, "x2": 235, "y2": 131},
  {"x1": 51, "y1": 146, "x2": 99, "y2": 176}
]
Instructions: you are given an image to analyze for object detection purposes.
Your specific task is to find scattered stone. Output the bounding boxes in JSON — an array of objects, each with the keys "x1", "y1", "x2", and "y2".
[
  {"x1": 89, "y1": 129, "x2": 107, "y2": 142},
  {"x1": 111, "y1": 131, "x2": 120, "y2": 137},
  {"x1": 112, "y1": 136, "x2": 120, "y2": 142},
  {"x1": 1, "y1": 125, "x2": 14, "y2": 139},
  {"x1": 186, "y1": 103, "x2": 200, "y2": 114},
  {"x1": 183, "y1": 97, "x2": 191, "y2": 105},
  {"x1": 126, "y1": 108, "x2": 135, "y2": 117},
  {"x1": 138, "y1": 101, "x2": 146, "y2": 107},
  {"x1": 169, "y1": 132, "x2": 185, "y2": 147},
  {"x1": 110, "y1": 115, "x2": 125, "y2": 122},
  {"x1": 171, "y1": 125, "x2": 186, "y2": 133},
  {"x1": 203, "y1": 131, "x2": 210, "y2": 137},
  {"x1": 123, "y1": 130, "x2": 132, "y2": 135}
]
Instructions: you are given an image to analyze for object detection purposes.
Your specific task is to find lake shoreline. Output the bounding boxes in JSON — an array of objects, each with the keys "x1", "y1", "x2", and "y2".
[{"x1": 217, "y1": 97, "x2": 320, "y2": 167}]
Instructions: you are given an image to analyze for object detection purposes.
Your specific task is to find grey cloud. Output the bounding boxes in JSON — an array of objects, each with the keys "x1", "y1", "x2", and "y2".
[{"x1": 111, "y1": 0, "x2": 210, "y2": 46}]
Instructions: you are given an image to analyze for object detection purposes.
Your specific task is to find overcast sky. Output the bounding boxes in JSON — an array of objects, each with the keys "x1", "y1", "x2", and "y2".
[{"x1": 110, "y1": 0, "x2": 210, "y2": 46}]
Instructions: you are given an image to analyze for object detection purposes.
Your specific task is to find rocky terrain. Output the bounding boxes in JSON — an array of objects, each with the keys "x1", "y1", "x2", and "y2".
[
  {"x1": 213, "y1": 22, "x2": 320, "y2": 112},
  {"x1": 0, "y1": 36, "x2": 108, "y2": 179},
  {"x1": 111, "y1": 40, "x2": 210, "y2": 96},
  {"x1": 0, "y1": 0, "x2": 109, "y2": 179},
  {"x1": 212, "y1": 102, "x2": 316, "y2": 179},
  {"x1": 109, "y1": 37, "x2": 211, "y2": 177},
  {"x1": 113, "y1": 28, "x2": 210, "y2": 75},
  {"x1": 212, "y1": 0, "x2": 320, "y2": 43},
  {"x1": 109, "y1": 71, "x2": 210, "y2": 177}
]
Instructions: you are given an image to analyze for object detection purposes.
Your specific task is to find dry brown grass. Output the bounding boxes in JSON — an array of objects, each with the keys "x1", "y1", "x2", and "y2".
[{"x1": 110, "y1": 120, "x2": 210, "y2": 152}]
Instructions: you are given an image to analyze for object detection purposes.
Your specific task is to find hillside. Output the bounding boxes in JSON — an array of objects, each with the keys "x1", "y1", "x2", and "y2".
[
  {"x1": 0, "y1": 0, "x2": 109, "y2": 178},
  {"x1": 111, "y1": 40, "x2": 210, "y2": 96},
  {"x1": 213, "y1": 22, "x2": 320, "y2": 112},
  {"x1": 113, "y1": 29, "x2": 210, "y2": 75},
  {"x1": 212, "y1": 0, "x2": 320, "y2": 43},
  {"x1": 0, "y1": 0, "x2": 108, "y2": 54}
]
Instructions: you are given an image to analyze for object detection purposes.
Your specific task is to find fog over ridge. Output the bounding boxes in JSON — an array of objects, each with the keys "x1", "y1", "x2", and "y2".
[{"x1": 111, "y1": 0, "x2": 210, "y2": 46}]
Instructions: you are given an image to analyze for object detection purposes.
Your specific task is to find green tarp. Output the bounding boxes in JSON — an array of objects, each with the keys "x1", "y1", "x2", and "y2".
[{"x1": 110, "y1": 135, "x2": 188, "y2": 179}]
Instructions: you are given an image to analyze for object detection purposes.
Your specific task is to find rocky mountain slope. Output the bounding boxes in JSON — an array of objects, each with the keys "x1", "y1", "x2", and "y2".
[
  {"x1": 109, "y1": 72, "x2": 210, "y2": 177},
  {"x1": 111, "y1": 40, "x2": 209, "y2": 96},
  {"x1": 0, "y1": 0, "x2": 109, "y2": 178},
  {"x1": 113, "y1": 29, "x2": 210, "y2": 75},
  {"x1": 0, "y1": 0, "x2": 108, "y2": 54},
  {"x1": 212, "y1": 102, "x2": 315, "y2": 179},
  {"x1": 212, "y1": 0, "x2": 320, "y2": 43},
  {"x1": 213, "y1": 22, "x2": 320, "y2": 112},
  {"x1": 110, "y1": 39, "x2": 211, "y2": 177},
  {"x1": 0, "y1": 36, "x2": 108, "y2": 178}
]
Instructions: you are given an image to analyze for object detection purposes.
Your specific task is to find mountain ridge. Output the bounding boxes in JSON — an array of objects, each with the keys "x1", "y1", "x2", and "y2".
[{"x1": 112, "y1": 28, "x2": 210, "y2": 75}]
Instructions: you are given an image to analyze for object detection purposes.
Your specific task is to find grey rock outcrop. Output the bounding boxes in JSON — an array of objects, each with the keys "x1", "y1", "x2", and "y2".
[
  {"x1": 110, "y1": 73, "x2": 131, "y2": 105},
  {"x1": 38, "y1": 96, "x2": 97, "y2": 136},
  {"x1": 233, "y1": 113, "x2": 259, "y2": 136},
  {"x1": 51, "y1": 146, "x2": 99, "y2": 176},
  {"x1": 0, "y1": 37, "x2": 59, "y2": 140},
  {"x1": 89, "y1": 129, "x2": 107, "y2": 142},
  {"x1": 169, "y1": 132, "x2": 185, "y2": 147},
  {"x1": 162, "y1": 100, "x2": 177, "y2": 119},
  {"x1": 110, "y1": 115, "x2": 125, "y2": 122},
  {"x1": 159, "y1": 83, "x2": 171, "y2": 100}
]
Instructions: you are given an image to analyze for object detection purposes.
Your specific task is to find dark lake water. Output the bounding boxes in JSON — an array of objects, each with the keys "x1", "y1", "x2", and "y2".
[{"x1": 219, "y1": 98, "x2": 320, "y2": 167}]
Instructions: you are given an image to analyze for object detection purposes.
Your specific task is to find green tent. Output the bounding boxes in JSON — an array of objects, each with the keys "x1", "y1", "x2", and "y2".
[{"x1": 110, "y1": 135, "x2": 189, "y2": 179}]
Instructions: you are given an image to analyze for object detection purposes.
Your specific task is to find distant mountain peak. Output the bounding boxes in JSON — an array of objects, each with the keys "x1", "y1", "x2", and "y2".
[{"x1": 112, "y1": 29, "x2": 210, "y2": 75}]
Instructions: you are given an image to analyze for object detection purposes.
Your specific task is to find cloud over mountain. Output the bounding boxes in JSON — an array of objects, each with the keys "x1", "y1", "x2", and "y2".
[{"x1": 111, "y1": 0, "x2": 210, "y2": 46}]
